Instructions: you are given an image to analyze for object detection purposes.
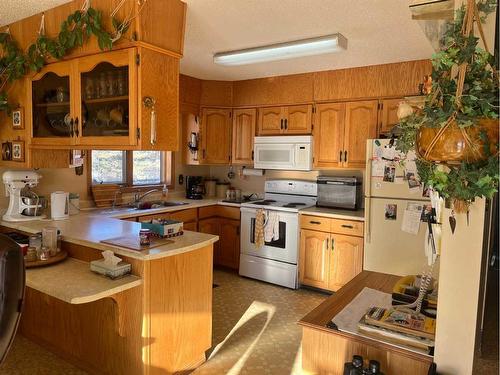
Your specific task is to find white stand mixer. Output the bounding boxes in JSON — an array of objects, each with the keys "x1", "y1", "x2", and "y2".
[{"x1": 2, "y1": 171, "x2": 46, "y2": 222}]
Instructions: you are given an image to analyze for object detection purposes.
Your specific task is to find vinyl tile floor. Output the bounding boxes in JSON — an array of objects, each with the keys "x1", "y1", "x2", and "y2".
[{"x1": 0, "y1": 269, "x2": 327, "y2": 375}]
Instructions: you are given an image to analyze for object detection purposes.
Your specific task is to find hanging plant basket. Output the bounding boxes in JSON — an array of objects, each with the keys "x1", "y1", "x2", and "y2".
[{"x1": 416, "y1": 118, "x2": 499, "y2": 163}]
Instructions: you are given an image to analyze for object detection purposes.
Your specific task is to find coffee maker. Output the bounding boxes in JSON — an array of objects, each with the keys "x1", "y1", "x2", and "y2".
[{"x1": 185, "y1": 176, "x2": 205, "y2": 200}]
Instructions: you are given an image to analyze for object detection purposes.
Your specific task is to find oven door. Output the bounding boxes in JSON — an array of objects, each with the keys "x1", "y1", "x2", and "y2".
[
  {"x1": 253, "y1": 143, "x2": 296, "y2": 170},
  {"x1": 240, "y1": 207, "x2": 299, "y2": 264}
]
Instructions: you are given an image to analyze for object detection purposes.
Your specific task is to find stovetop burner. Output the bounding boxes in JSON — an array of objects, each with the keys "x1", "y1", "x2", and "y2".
[
  {"x1": 252, "y1": 199, "x2": 277, "y2": 206},
  {"x1": 282, "y1": 202, "x2": 307, "y2": 208}
]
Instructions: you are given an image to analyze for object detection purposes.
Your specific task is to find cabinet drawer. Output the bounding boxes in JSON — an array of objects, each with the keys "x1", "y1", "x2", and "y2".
[
  {"x1": 169, "y1": 208, "x2": 198, "y2": 223},
  {"x1": 216, "y1": 206, "x2": 240, "y2": 220},
  {"x1": 198, "y1": 205, "x2": 240, "y2": 220},
  {"x1": 300, "y1": 215, "x2": 331, "y2": 232},
  {"x1": 198, "y1": 206, "x2": 218, "y2": 219},
  {"x1": 331, "y1": 219, "x2": 364, "y2": 237},
  {"x1": 137, "y1": 212, "x2": 171, "y2": 222}
]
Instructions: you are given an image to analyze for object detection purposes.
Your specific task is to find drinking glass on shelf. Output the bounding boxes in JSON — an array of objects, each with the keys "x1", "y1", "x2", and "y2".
[
  {"x1": 84, "y1": 78, "x2": 95, "y2": 100},
  {"x1": 99, "y1": 72, "x2": 107, "y2": 98},
  {"x1": 117, "y1": 71, "x2": 126, "y2": 96},
  {"x1": 107, "y1": 71, "x2": 115, "y2": 97}
]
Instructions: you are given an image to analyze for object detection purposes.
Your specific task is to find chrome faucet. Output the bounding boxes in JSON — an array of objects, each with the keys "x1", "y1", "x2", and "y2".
[{"x1": 134, "y1": 189, "x2": 161, "y2": 204}]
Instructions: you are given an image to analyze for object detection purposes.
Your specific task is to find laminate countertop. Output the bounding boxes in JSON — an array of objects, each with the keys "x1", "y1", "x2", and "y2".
[
  {"x1": 0, "y1": 198, "x2": 236, "y2": 260},
  {"x1": 299, "y1": 206, "x2": 365, "y2": 221}
]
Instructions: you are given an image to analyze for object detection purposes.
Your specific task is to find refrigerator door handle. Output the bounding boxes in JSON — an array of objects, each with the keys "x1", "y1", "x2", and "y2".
[
  {"x1": 365, "y1": 140, "x2": 373, "y2": 197},
  {"x1": 365, "y1": 198, "x2": 371, "y2": 244}
]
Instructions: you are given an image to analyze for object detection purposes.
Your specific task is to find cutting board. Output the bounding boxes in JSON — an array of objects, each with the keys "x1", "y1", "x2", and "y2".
[{"x1": 101, "y1": 235, "x2": 173, "y2": 251}]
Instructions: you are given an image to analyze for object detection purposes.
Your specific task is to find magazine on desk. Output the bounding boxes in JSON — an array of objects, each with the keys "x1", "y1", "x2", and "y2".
[{"x1": 330, "y1": 287, "x2": 434, "y2": 356}]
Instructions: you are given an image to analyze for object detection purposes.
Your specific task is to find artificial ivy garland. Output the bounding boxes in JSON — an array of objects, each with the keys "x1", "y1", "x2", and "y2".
[{"x1": 0, "y1": 6, "x2": 130, "y2": 113}]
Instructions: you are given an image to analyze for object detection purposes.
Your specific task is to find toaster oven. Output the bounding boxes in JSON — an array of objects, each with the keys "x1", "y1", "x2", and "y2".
[{"x1": 316, "y1": 176, "x2": 362, "y2": 210}]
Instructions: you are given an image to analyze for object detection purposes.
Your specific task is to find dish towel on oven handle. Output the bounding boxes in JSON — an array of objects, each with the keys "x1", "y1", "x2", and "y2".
[
  {"x1": 264, "y1": 211, "x2": 280, "y2": 242},
  {"x1": 254, "y1": 209, "x2": 266, "y2": 248}
]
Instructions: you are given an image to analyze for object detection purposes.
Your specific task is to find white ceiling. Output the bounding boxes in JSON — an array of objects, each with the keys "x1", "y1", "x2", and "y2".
[{"x1": 0, "y1": 0, "x2": 434, "y2": 81}]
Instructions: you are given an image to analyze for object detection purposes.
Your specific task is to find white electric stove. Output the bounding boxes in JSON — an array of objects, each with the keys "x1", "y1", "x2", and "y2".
[{"x1": 239, "y1": 180, "x2": 317, "y2": 289}]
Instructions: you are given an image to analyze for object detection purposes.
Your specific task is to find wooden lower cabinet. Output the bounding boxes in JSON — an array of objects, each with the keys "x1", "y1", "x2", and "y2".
[
  {"x1": 299, "y1": 216, "x2": 364, "y2": 292},
  {"x1": 329, "y1": 234, "x2": 363, "y2": 292},
  {"x1": 218, "y1": 219, "x2": 240, "y2": 269},
  {"x1": 299, "y1": 229, "x2": 330, "y2": 289},
  {"x1": 198, "y1": 208, "x2": 240, "y2": 270}
]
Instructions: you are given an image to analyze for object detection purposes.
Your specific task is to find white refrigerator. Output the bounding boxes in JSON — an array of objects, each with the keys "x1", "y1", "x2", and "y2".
[{"x1": 364, "y1": 139, "x2": 431, "y2": 276}]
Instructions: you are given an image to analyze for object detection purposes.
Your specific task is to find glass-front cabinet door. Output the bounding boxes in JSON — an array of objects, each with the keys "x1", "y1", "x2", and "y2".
[
  {"x1": 30, "y1": 61, "x2": 76, "y2": 146},
  {"x1": 75, "y1": 49, "x2": 137, "y2": 146}
]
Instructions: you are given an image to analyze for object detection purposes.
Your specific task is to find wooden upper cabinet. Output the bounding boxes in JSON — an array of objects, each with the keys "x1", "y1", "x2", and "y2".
[
  {"x1": 29, "y1": 47, "x2": 179, "y2": 151},
  {"x1": 257, "y1": 105, "x2": 312, "y2": 135},
  {"x1": 343, "y1": 100, "x2": 378, "y2": 167},
  {"x1": 75, "y1": 49, "x2": 137, "y2": 147},
  {"x1": 232, "y1": 108, "x2": 256, "y2": 165},
  {"x1": 30, "y1": 60, "x2": 77, "y2": 147},
  {"x1": 313, "y1": 103, "x2": 345, "y2": 168},
  {"x1": 328, "y1": 234, "x2": 363, "y2": 292},
  {"x1": 285, "y1": 104, "x2": 312, "y2": 134},
  {"x1": 258, "y1": 106, "x2": 283, "y2": 135},
  {"x1": 200, "y1": 108, "x2": 232, "y2": 164},
  {"x1": 299, "y1": 229, "x2": 330, "y2": 290},
  {"x1": 379, "y1": 98, "x2": 402, "y2": 135}
]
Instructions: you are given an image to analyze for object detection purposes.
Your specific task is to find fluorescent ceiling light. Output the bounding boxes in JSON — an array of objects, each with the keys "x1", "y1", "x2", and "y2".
[{"x1": 213, "y1": 33, "x2": 347, "y2": 66}]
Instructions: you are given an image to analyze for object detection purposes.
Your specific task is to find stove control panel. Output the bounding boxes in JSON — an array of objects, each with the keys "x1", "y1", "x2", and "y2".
[{"x1": 265, "y1": 180, "x2": 317, "y2": 197}]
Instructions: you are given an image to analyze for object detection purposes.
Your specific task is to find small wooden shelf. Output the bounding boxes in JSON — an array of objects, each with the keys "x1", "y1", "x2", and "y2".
[
  {"x1": 84, "y1": 95, "x2": 129, "y2": 104},
  {"x1": 35, "y1": 101, "x2": 70, "y2": 108},
  {"x1": 26, "y1": 257, "x2": 142, "y2": 304}
]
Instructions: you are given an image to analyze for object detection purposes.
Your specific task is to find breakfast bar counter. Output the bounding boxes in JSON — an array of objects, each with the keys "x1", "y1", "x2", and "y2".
[{"x1": 0, "y1": 209, "x2": 219, "y2": 375}]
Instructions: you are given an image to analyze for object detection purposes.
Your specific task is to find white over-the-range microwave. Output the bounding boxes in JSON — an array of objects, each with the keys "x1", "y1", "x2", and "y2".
[{"x1": 253, "y1": 136, "x2": 313, "y2": 171}]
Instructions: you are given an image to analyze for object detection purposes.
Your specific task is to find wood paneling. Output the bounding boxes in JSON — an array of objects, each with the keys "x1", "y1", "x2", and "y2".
[
  {"x1": 232, "y1": 108, "x2": 256, "y2": 165},
  {"x1": 285, "y1": 104, "x2": 313, "y2": 134},
  {"x1": 328, "y1": 234, "x2": 363, "y2": 292},
  {"x1": 232, "y1": 73, "x2": 314, "y2": 106},
  {"x1": 378, "y1": 98, "x2": 402, "y2": 134},
  {"x1": 137, "y1": 0, "x2": 187, "y2": 56},
  {"x1": 302, "y1": 328, "x2": 431, "y2": 375},
  {"x1": 299, "y1": 229, "x2": 330, "y2": 289},
  {"x1": 200, "y1": 81, "x2": 233, "y2": 107},
  {"x1": 180, "y1": 74, "x2": 202, "y2": 111},
  {"x1": 138, "y1": 47, "x2": 179, "y2": 151},
  {"x1": 313, "y1": 103, "x2": 345, "y2": 168},
  {"x1": 343, "y1": 100, "x2": 378, "y2": 167},
  {"x1": 200, "y1": 108, "x2": 232, "y2": 164},
  {"x1": 313, "y1": 60, "x2": 432, "y2": 102}
]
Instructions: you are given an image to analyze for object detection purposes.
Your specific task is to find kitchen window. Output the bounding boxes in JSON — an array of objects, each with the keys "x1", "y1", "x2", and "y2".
[{"x1": 90, "y1": 150, "x2": 173, "y2": 188}]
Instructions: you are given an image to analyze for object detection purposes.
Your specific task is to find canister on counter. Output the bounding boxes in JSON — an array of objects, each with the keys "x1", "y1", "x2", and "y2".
[
  {"x1": 139, "y1": 229, "x2": 152, "y2": 246},
  {"x1": 29, "y1": 234, "x2": 42, "y2": 251},
  {"x1": 38, "y1": 246, "x2": 50, "y2": 261},
  {"x1": 204, "y1": 178, "x2": 217, "y2": 198},
  {"x1": 216, "y1": 182, "x2": 230, "y2": 198}
]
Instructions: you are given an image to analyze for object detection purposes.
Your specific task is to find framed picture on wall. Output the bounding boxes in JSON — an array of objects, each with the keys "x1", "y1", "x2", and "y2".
[
  {"x1": 11, "y1": 140, "x2": 25, "y2": 162},
  {"x1": 12, "y1": 108, "x2": 24, "y2": 129}
]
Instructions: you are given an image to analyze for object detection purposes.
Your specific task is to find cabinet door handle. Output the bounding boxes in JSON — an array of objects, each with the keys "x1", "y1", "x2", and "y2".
[
  {"x1": 309, "y1": 221, "x2": 321, "y2": 225},
  {"x1": 74, "y1": 117, "x2": 79, "y2": 137},
  {"x1": 202, "y1": 149, "x2": 206, "y2": 159},
  {"x1": 69, "y1": 118, "x2": 74, "y2": 137},
  {"x1": 331, "y1": 237, "x2": 335, "y2": 251},
  {"x1": 284, "y1": 119, "x2": 288, "y2": 130},
  {"x1": 344, "y1": 150, "x2": 347, "y2": 163},
  {"x1": 341, "y1": 224, "x2": 354, "y2": 229},
  {"x1": 326, "y1": 238, "x2": 329, "y2": 249},
  {"x1": 251, "y1": 150, "x2": 254, "y2": 160},
  {"x1": 339, "y1": 150, "x2": 343, "y2": 162},
  {"x1": 280, "y1": 119, "x2": 284, "y2": 130}
]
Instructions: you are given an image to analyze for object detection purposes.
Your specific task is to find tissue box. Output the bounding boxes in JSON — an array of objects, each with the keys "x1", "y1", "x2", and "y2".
[
  {"x1": 90, "y1": 259, "x2": 132, "y2": 279},
  {"x1": 140, "y1": 219, "x2": 183, "y2": 238}
]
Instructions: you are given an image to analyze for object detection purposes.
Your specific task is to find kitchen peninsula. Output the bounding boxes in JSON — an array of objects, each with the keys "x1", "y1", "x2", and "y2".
[{"x1": 0, "y1": 211, "x2": 219, "y2": 375}]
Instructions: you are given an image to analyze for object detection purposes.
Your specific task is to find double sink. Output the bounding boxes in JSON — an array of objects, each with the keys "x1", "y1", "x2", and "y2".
[{"x1": 99, "y1": 201, "x2": 188, "y2": 215}]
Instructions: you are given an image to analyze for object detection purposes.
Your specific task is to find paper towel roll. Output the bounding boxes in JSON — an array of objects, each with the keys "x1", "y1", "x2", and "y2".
[{"x1": 242, "y1": 168, "x2": 265, "y2": 176}]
